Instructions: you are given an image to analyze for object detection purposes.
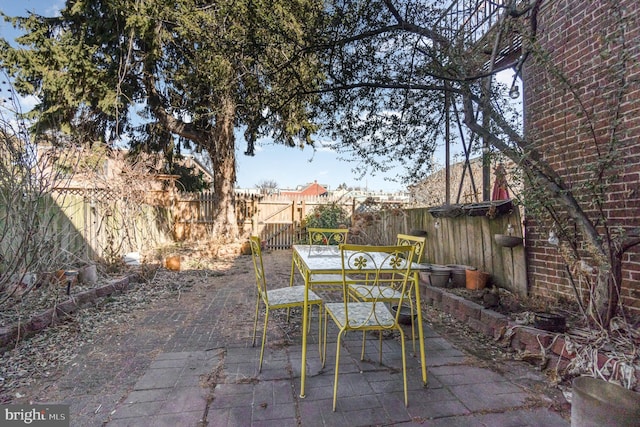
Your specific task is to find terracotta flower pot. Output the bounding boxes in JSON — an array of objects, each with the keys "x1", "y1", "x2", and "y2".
[
  {"x1": 446, "y1": 264, "x2": 475, "y2": 288},
  {"x1": 165, "y1": 256, "x2": 181, "y2": 271},
  {"x1": 240, "y1": 241, "x2": 252, "y2": 255},
  {"x1": 465, "y1": 269, "x2": 489, "y2": 290}
]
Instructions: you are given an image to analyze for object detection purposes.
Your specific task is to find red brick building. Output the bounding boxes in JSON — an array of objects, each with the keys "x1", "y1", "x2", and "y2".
[
  {"x1": 280, "y1": 181, "x2": 329, "y2": 197},
  {"x1": 522, "y1": 0, "x2": 640, "y2": 315}
]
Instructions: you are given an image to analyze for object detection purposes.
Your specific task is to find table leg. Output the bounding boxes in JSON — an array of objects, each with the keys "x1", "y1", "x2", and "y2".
[
  {"x1": 291, "y1": 250, "x2": 310, "y2": 398},
  {"x1": 413, "y1": 272, "x2": 428, "y2": 386}
]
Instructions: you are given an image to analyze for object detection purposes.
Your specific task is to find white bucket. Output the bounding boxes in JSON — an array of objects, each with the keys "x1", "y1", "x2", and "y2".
[{"x1": 123, "y1": 252, "x2": 141, "y2": 266}]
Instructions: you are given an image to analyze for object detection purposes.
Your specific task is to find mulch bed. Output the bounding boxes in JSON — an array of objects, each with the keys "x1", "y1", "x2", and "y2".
[{"x1": 445, "y1": 286, "x2": 586, "y2": 329}]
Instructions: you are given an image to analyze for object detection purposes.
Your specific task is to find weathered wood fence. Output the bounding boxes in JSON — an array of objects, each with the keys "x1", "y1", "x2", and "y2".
[
  {"x1": 36, "y1": 189, "x2": 525, "y2": 297},
  {"x1": 173, "y1": 192, "x2": 525, "y2": 296},
  {"x1": 350, "y1": 202, "x2": 527, "y2": 297},
  {"x1": 174, "y1": 192, "x2": 402, "y2": 248},
  {"x1": 44, "y1": 188, "x2": 174, "y2": 263}
]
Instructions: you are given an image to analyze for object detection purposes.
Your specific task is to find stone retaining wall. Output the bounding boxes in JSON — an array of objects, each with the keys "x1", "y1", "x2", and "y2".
[{"x1": 422, "y1": 284, "x2": 640, "y2": 390}]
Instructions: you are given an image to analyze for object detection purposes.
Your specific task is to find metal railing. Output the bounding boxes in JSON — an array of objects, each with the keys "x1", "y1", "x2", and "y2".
[{"x1": 435, "y1": 0, "x2": 507, "y2": 48}]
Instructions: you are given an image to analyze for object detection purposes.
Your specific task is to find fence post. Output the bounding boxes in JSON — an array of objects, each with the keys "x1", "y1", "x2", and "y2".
[{"x1": 251, "y1": 197, "x2": 257, "y2": 235}]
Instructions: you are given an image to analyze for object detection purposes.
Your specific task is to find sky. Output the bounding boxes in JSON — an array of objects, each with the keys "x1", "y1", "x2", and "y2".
[
  {"x1": 234, "y1": 138, "x2": 413, "y2": 192},
  {"x1": 0, "y1": 0, "x2": 520, "y2": 193}
]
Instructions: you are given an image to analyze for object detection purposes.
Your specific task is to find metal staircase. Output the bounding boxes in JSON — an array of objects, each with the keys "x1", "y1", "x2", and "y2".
[{"x1": 435, "y1": 0, "x2": 523, "y2": 70}]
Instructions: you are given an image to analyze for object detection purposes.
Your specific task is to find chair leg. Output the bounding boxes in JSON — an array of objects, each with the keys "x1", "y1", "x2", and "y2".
[
  {"x1": 332, "y1": 329, "x2": 345, "y2": 412},
  {"x1": 409, "y1": 297, "x2": 417, "y2": 354},
  {"x1": 252, "y1": 296, "x2": 261, "y2": 347},
  {"x1": 307, "y1": 304, "x2": 322, "y2": 358},
  {"x1": 287, "y1": 260, "x2": 295, "y2": 323},
  {"x1": 308, "y1": 305, "x2": 314, "y2": 333},
  {"x1": 398, "y1": 327, "x2": 409, "y2": 407},
  {"x1": 317, "y1": 305, "x2": 323, "y2": 359},
  {"x1": 259, "y1": 308, "x2": 270, "y2": 372},
  {"x1": 359, "y1": 330, "x2": 383, "y2": 363}
]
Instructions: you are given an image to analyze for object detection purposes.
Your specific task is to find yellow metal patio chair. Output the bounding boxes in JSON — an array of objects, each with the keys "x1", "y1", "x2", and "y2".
[
  {"x1": 306, "y1": 227, "x2": 350, "y2": 292},
  {"x1": 323, "y1": 244, "x2": 415, "y2": 411},
  {"x1": 349, "y1": 233, "x2": 426, "y2": 353},
  {"x1": 250, "y1": 236, "x2": 323, "y2": 372}
]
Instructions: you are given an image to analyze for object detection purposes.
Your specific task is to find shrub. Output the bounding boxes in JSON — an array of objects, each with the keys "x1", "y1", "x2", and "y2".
[{"x1": 303, "y1": 203, "x2": 350, "y2": 230}]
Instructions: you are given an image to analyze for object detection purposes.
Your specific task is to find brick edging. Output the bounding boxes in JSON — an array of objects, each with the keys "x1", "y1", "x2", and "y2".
[
  {"x1": 0, "y1": 276, "x2": 131, "y2": 354},
  {"x1": 421, "y1": 284, "x2": 640, "y2": 386}
]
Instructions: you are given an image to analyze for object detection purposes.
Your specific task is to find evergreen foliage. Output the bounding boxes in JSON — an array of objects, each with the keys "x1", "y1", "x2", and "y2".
[{"x1": 1, "y1": 0, "x2": 324, "y2": 240}]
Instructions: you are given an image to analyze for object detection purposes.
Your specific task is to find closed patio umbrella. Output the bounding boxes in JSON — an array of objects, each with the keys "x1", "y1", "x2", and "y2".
[{"x1": 491, "y1": 163, "x2": 510, "y2": 201}]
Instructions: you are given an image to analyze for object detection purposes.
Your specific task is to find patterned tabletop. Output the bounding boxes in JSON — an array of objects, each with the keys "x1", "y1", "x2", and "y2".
[{"x1": 292, "y1": 245, "x2": 430, "y2": 272}]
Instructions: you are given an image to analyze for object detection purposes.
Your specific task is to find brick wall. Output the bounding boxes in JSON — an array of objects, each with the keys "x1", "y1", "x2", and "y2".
[{"x1": 522, "y1": 0, "x2": 640, "y2": 316}]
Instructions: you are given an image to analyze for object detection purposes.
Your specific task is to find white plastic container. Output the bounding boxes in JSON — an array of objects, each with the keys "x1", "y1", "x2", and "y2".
[{"x1": 123, "y1": 252, "x2": 141, "y2": 266}]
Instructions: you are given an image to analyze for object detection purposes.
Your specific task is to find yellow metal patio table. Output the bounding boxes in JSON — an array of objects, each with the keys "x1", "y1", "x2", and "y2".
[{"x1": 290, "y1": 244, "x2": 430, "y2": 398}]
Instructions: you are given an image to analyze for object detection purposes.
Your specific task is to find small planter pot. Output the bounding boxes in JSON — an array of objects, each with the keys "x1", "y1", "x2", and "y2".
[
  {"x1": 425, "y1": 265, "x2": 452, "y2": 288},
  {"x1": 533, "y1": 312, "x2": 566, "y2": 333},
  {"x1": 165, "y1": 256, "x2": 181, "y2": 271},
  {"x1": 78, "y1": 264, "x2": 98, "y2": 285},
  {"x1": 494, "y1": 234, "x2": 523, "y2": 248},
  {"x1": 428, "y1": 204, "x2": 464, "y2": 218},
  {"x1": 462, "y1": 199, "x2": 513, "y2": 217},
  {"x1": 446, "y1": 264, "x2": 475, "y2": 288},
  {"x1": 124, "y1": 252, "x2": 141, "y2": 265},
  {"x1": 465, "y1": 269, "x2": 489, "y2": 290},
  {"x1": 240, "y1": 241, "x2": 252, "y2": 255},
  {"x1": 390, "y1": 304, "x2": 416, "y2": 325}
]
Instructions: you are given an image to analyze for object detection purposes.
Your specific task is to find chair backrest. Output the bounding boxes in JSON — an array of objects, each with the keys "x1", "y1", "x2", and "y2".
[
  {"x1": 249, "y1": 236, "x2": 268, "y2": 303},
  {"x1": 396, "y1": 233, "x2": 427, "y2": 264},
  {"x1": 339, "y1": 244, "x2": 415, "y2": 326},
  {"x1": 308, "y1": 228, "x2": 349, "y2": 246}
]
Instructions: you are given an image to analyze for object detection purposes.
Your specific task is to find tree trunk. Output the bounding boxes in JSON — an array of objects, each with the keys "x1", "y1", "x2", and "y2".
[
  {"x1": 142, "y1": 73, "x2": 240, "y2": 242},
  {"x1": 589, "y1": 254, "x2": 622, "y2": 329},
  {"x1": 208, "y1": 95, "x2": 239, "y2": 242}
]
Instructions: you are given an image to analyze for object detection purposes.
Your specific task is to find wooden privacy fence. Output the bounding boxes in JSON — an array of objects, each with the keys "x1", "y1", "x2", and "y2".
[
  {"x1": 351, "y1": 201, "x2": 527, "y2": 297},
  {"x1": 174, "y1": 191, "x2": 403, "y2": 248},
  {"x1": 32, "y1": 186, "x2": 525, "y2": 297},
  {"x1": 48, "y1": 188, "x2": 174, "y2": 262},
  {"x1": 251, "y1": 195, "x2": 359, "y2": 249}
]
